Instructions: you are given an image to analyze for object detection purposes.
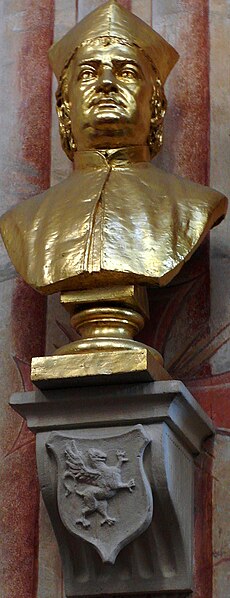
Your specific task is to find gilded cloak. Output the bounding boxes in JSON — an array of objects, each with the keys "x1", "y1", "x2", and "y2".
[{"x1": 0, "y1": 146, "x2": 227, "y2": 294}]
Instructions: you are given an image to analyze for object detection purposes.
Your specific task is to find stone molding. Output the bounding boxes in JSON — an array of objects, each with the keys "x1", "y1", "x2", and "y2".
[{"x1": 11, "y1": 381, "x2": 214, "y2": 597}]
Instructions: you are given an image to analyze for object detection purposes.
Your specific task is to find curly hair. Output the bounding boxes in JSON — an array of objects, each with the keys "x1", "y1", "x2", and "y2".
[{"x1": 55, "y1": 37, "x2": 167, "y2": 161}]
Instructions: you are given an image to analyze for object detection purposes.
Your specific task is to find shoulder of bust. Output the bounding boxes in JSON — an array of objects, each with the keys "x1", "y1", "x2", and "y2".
[
  {"x1": 0, "y1": 173, "x2": 77, "y2": 287},
  {"x1": 1, "y1": 174, "x2": 76, "y2": 225},
  {"x1": 146, "y1": 163, "x2": 228, "y2": 216}
]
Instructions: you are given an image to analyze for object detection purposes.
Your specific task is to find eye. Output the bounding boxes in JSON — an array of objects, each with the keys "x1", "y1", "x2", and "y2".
[
  {"x1": 78, "y1": 68, "x2": 97, "y2": 81},
  {"x1": 119, "y1": 66, "x2": 139, "y2": 80}
]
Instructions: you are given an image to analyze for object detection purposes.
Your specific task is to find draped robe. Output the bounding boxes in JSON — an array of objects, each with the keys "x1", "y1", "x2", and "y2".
[{"x1": 0, "y1": 146, "x2": 227, "y2": 294}]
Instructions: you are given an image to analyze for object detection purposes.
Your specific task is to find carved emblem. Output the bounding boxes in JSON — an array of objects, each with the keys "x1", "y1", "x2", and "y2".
[
  {"x1": 47, "y1": 425, "x2": 152, "y2": 563},
  {"x1": 64, "y1": 444, "x2": 135, "y2": 528}
]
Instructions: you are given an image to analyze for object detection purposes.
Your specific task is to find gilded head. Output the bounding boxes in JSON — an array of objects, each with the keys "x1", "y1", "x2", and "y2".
[
  {"x1": 56, "y1": 37, "x2": 168, "y2": 158},
  {"x1": 49, "y1": 1, "x2": 179, "y2": 160}
]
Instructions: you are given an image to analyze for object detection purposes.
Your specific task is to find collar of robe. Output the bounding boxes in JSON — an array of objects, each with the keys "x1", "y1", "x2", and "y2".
[{"x1": 73, "y1": 145, "x2": 151, "y2": 170}]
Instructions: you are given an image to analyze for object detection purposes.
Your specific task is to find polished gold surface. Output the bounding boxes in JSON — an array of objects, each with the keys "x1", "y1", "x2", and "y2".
[
  {"x1": 55, "y1": 296, "x2": 163, "y2": 364},
  {"x1": 0, "y1": 146, "x2": 227, "y2": 294},
  {"x1": 71, "y1": 307, "x2": 144, "y2": 341},
  {"x1": 31, "y1": 348, "x2": 171, "y2": 389},
  {"x1": 0, "y1": 1, "x2": 227, "y2": 297},
  {"x1": 59, "y1": 37, "x2": 167, "y2": 160},
  {"x1": 56, "y1": 39, "x2": 166, "y2": 161},
  {"x1": 61, "y1": 286, "x2": 149, "y2": 318},
  {"x1": 48, "y1": 0, "x2": 179, "y2": 83}
]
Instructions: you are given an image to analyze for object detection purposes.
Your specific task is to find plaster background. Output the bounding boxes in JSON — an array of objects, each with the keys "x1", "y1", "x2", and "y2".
[{"x1": 0, "y1": 1, "x2": 229, "y2": 597}]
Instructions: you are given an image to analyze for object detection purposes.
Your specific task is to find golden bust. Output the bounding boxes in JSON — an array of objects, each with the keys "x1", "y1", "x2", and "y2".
[{"x1": 0, "y1": 0, "x2": 227, "y2": 295}]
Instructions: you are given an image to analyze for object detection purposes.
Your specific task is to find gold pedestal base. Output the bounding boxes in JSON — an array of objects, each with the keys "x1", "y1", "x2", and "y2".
[
  {"x1": 31, "y1": 285, "x2": 169, "y2": 388},
  {"x1": 52, "y1": 285, "x2": 164, "y2": 365},
  {"x1": 31, "y1": 348, "x2": 171, "y2": 389},
  {"x1": 55, "y1": 333, "x2": 163, "y2": 363}
]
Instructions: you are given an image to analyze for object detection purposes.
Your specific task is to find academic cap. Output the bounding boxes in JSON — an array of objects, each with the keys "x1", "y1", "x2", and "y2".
[{"x1": 49, "y1": 0, "x2": 179, "y2": 83}]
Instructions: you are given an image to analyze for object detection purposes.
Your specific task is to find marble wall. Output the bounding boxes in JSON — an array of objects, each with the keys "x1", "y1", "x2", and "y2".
[
  {"x1": 0, "y1": 2, "x2": 52, "y2": 597},
  {"x1": 0, "y1": 1, "x2": 229, "y2": 597}
]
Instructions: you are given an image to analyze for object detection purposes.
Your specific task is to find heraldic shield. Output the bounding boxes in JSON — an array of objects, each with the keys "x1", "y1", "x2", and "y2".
[{"x1": 47, "y1": 424, "x2": 153, "y2": 564}]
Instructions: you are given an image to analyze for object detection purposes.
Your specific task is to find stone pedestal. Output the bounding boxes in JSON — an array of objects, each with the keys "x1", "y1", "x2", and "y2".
[{"x1": 11, "y1": 380, "x2": 214, "y2": 597}]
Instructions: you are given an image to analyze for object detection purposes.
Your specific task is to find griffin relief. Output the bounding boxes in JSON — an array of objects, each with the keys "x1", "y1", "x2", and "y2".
[{"x1": 63, "y1": 441, "x2": 136, "y2": 528}]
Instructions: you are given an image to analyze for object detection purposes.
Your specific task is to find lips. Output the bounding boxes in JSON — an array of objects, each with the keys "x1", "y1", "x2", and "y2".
[{"x1": 90, "y1": 96, "x2": 126, "y2": 108}]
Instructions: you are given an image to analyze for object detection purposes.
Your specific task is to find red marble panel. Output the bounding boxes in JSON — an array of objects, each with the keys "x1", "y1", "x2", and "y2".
[
  {"x1": 188, "y1": 373, "x2": 230, "y2": 429},
  {"x1": 12, "y1": 279, "x2": 47, "y2": 368},
  {"x1": 77, "y1": 0, "x2": 131, "y2": 20},
  {"x1": 119, "y1": 0, "x2": 131, "y2": 7},
  {"x1": 139, "y1": 242, "x2": 211, "y2": 380},
  {"x1": 154, "y1": 0, "x2": 210, "y2": 185},
  {"x1": 1, "y1": 442, "x2": 40, "y2": 598},
  {"x1": 147, "y1": 4, "x2": 214, "y2": 597},
  {"x1": 0, "y1": 2, "x2": 54, "y2": 597},
  {"x1": 139, "y1": 0, "x2": 211, "y2": 379}
]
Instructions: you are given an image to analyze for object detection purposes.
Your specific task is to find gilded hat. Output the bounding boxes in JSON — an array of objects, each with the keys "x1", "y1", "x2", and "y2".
[{"x1": 49, "y1": 0, "x2": 179, "y2": 84}]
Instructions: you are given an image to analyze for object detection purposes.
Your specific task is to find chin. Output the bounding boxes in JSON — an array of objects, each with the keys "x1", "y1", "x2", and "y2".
[{"x1": 94, "y1": 110, "x2": 122, "y2": 122}]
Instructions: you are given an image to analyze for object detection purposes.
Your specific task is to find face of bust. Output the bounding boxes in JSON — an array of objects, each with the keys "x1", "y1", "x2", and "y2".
[{"x1": 68, "y1": 40, "x2": 155, "y2": 150}]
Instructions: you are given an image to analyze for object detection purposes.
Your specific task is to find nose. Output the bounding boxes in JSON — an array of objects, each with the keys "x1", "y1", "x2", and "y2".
[{"x1": 96, "y1": 67, "x2": 118, "y2": 93}]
